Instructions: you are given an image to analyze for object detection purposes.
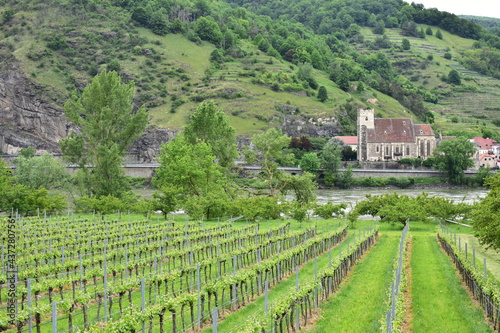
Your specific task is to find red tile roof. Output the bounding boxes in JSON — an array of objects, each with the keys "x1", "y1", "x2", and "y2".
[
  {"x1": 335, "y1": 136, "x2": 358, "y2": 145},
  {"x1": 414, "y1": 124, "x2": 434, "y2": 136},
  {"x1": 367, "y1": 118, "x2": 415, "y2": 143},
  {"x1": 471, "y1": 137, "x2": 499, "y2": 150}
]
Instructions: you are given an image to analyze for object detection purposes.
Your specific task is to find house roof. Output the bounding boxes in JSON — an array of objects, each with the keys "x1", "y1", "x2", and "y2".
[
  {"x1": 479, "y1": 153, "x2": 496, "y2": 160},
  {"x1": 471, "y1": 137, "x2": 499, "y2": 150},
  {"x1": 414, "y1": 124, "x2": 434, "y2": 136},
  {"x1": 367, "y1": 118, "x2": 415, "y2": 143},
  {"x1": 335, "y1": 136, "x2": 358, "y2": 145}
]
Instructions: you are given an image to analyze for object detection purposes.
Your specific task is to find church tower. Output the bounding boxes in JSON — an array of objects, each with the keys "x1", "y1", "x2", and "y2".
[{"x1": 357, "y1": 108, "x2": 374, "y2": 161}]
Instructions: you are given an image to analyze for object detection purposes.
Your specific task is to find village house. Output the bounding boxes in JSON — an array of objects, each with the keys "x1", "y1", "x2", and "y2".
[
  {"x1": 357, "y1": 108, "x2": 436, "y2": 161},
  {"x1": 334, "y1": 136, "x2": 358, "y2": 151},
  {"x1": 469, "y1": 137, "x2": 500, "y2": 169}
]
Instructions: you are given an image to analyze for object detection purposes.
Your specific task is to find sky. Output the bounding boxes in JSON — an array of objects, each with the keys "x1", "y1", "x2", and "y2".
[{"x1": 413, "y1": 0, "x2": 500, "y2": 19}]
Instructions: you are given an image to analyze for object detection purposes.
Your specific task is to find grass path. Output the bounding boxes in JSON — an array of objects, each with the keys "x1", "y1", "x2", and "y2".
[
  {"x1": 411, "y1": 233, "x2": 494, "y2": 333},
  {"x1": 308, "y1": 231, "x2": 399, "y2": 333}
]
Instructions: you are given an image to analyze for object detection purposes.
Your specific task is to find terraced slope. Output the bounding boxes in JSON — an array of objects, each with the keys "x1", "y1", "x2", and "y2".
[{"x1": 359, "y1": 26, "x2": 500, "y2": 134}]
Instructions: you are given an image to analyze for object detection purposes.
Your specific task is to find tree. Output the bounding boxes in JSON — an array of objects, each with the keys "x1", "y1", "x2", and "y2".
[
  {"x1": 426, "y1": 26, "x2": 433, "y2": 36},
  {"x1": 320, "y1": 138, "x2": 344, "y2": 177},
  {"x1": 183, "y1": 100, "x2": 237, "y2": 168},
  {"x1": 0, "y1": 159, "x2": 66, "y2": 215},
  {"x1": 194, "y1": 16, "x2": 222, "y2": 45},
  {"x1": 435, "y1": 29, "x2": 443, "y2": 39},
  {"x1": 154, "y1": 134, "x2": 232, "y2": 219},
  {"x1": 317, "y1": 86, "x2": 328, "y2": 102},
  {"x1": 244, "y1": 128, "x2": 291, "y2": 198},
  {"x1": 372, "y1": 20, "x2": 385, "y2": 35},
  {"x1": 433, "y1": 137, "x2": 475, "y2": 184},
  {"x1": 348, "y1": 193, "x2": 428, "y2": 225},
  {"x1": 472, "y1": 173, "x2": 500, "y2": 250},
  {"x1": 2, "y1": 9, "x2": 15, "y2": 24},
  {"x1": 402, "y1": 38, "x2": 411, "y2": 51},
  {"x1": 148, "y1": 12, "x2": 169, "y2": 35},
  {"x1": 14, "y1": 153, "x2": 68, "y2": 189},
  {"x1": 336, "y1": 72, "x2": 350, "y2": 92},
  {"x1": 60, "y1": 70, "x2": 148, "y2": 198},
  {"x1": 299, "y1": 153, "x2": 319, "y2": 172},
  {"x1": 244, "y1": 128, "x2": 316, "y2": 202},
  {"x1": 447, "y1": 69, "x2": 461, "y2": 85},
  {"x1": 314, "y1": 201, "x2": 347, "y2": 219}
]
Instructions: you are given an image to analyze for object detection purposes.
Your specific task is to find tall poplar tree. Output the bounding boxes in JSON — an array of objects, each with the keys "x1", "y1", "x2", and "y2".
[{"x1": 60, "y1": 70, "x2": 148, "y2": 198}]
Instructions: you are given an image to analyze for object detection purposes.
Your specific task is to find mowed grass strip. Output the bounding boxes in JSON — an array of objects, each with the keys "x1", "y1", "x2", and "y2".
[
  {"x1": 411, "y1": 234, "x2": 494, "y2": 333},
  {"x1": 308, "y1": 230, "x2": 400, "y2": 333}
]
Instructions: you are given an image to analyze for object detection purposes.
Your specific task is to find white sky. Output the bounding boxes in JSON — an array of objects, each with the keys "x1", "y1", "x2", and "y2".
[{"x1": 413, "y1": 0, "x2": 500, "y2": 19}]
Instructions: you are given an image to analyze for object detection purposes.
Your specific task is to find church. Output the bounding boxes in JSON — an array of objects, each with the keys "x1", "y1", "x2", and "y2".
[{"x1": 357, "y1": 109, "x2": 436, "y2": 161}]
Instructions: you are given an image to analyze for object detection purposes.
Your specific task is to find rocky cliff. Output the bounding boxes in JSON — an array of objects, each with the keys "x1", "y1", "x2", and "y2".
[{"x1": 0, "y1": 66, "x2": 70, "y2": 155}]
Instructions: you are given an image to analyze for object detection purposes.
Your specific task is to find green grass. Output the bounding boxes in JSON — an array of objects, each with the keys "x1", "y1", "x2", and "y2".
[
  {"x1": 309, "y1": 225, "x2": 400, "y2": 333},
  {"x1": 411, "y1": 232, "x2": 494, "y2": 332},
  {"x1": 457, "y1": 233, "x2": 500, "y2": 282},
  {"x1": 438, "y1": 222, "x2": 500, "y2": 282}
]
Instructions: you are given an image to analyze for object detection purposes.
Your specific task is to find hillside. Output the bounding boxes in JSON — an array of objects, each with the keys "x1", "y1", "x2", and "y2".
[{"x1": 1, "y1": 0, "x2": 500, "y2": 154}]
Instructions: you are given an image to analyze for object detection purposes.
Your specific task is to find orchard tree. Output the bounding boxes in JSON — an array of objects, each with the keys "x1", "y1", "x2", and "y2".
[
  {"x1": 60, "y1": 70, "x2": 148, "y2": 198},
  {"x1": 314, "y1": 201, "x2": 347, "y2": 219},
  {"x1": 472, "y1": 173, "x2": 500, "y2": 250},
  {"x1": 184, "y1": 100, "x2": 237, "y2": 168},
  {"x1": 433, "y1": 137, "x2": 475, "y2": 184}
]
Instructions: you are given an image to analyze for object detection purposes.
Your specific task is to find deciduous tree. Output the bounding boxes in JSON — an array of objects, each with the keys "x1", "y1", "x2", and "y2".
[
  {"x1": 60, "y1": 70, "x2": 148, "y2": 198},
  {"x1": 472, "y1": 173, "x2": 500, "y2": 250},
  {"x1": 433, "y1": 137, "x2": 475, "y2": 184},
  {"x1": 317, "y1": 86, "x2": 328, "y2": 102},
  {"x1": 184, "y1": 100, "x2": 237, "y2": 168},
  {"x1": 14, "y1": 153, "x2": 68, "y2": 189}
]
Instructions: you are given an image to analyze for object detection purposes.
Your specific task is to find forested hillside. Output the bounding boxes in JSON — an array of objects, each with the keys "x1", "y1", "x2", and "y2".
[{"x1": 1, "y1": 0, "x2": 500, "y2": 149}]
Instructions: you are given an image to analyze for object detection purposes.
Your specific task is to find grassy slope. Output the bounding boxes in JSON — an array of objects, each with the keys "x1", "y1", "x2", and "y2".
[
  {"x1": 2, "y1": 4, "x2": 500, "y2": 137},
  {"x1": 411, "y1": 233, "x2": 493, "y2": 332},
  {"x1": 0, "y1": 3, "x2": 426, "y2": 138}
]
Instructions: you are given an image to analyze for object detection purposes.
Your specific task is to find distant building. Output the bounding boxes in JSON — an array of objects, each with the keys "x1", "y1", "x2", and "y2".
[
  {"x1": 357, "y1": 108, "x2": 436, "y2": 161},
  {"x1": 469, "y1": 137, "x2": 499, "y2": 169},
  {"x1": 334, "y1": 136, "x2": 358, "y2": 151}
]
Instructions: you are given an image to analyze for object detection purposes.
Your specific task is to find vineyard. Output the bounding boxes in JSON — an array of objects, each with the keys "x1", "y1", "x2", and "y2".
[{"x1": 0, "y1": 214, "x2": 498, "y2": 332}]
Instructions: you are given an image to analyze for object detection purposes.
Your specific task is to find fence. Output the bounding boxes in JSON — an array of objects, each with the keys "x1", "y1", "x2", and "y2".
[
  {"x1": 384, "y1": 221, "x2": 410, "y2": 333},
  {"x1": 438, "y1": 225, "x2": 500, "y2": 331}
]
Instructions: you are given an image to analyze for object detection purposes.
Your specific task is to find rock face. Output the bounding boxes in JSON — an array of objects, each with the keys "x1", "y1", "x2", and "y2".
[
  {"x1": 0, "y1": 69, "x2": 70, "y2": 154},
  {"x1": 128, "y1": 127, "x2": 180, "y2": 162},
  {"x1": 281, "y1": 115, "x2": 342, "y2": 137}
]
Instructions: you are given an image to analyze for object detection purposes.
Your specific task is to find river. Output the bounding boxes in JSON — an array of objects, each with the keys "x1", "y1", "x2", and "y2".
[
  {"x1": 136, "y1": 187, "x2": 488, "y2": 207},
  {"x1": 314, "y1": 187, "x2": 488, "y2": 206}
]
